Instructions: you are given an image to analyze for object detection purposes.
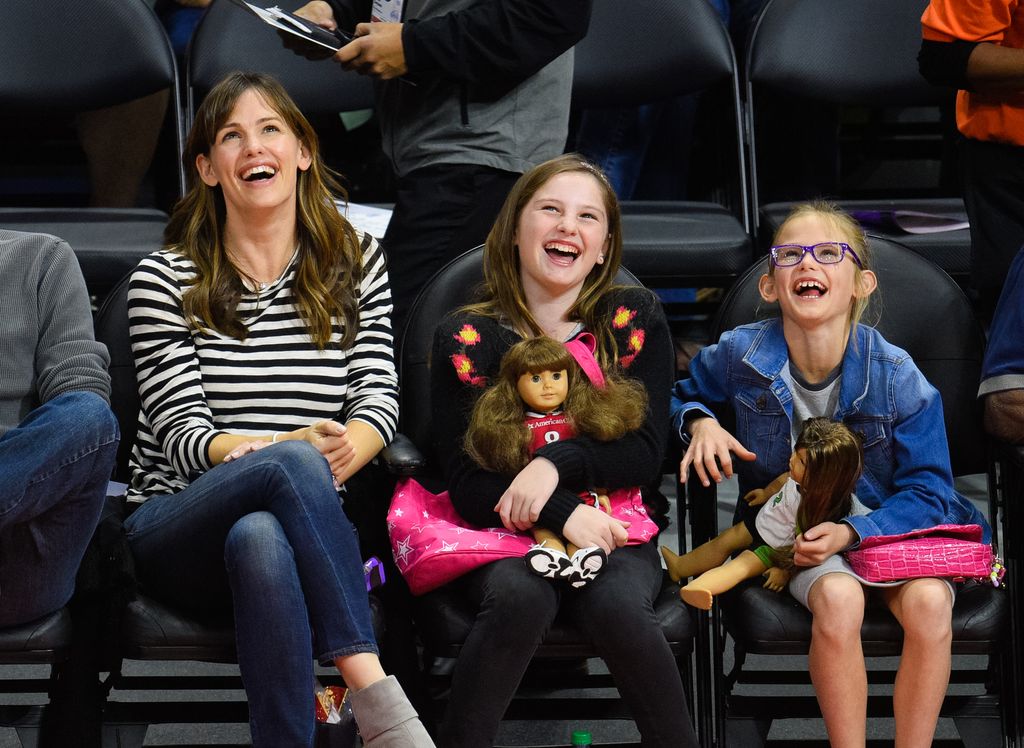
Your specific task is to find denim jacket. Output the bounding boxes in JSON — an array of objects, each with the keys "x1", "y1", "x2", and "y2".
[{"x1": 671, "y1": 319, "x2": 989, "y2": 542}]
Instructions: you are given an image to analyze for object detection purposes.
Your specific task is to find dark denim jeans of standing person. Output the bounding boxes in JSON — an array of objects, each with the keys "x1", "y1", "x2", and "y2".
[
  {"x1": 125, "y1": 440, "x2": 378, "y2": 748},
  {"x1": 0, "y1": 391, "x2": 118, "y2": 628}
]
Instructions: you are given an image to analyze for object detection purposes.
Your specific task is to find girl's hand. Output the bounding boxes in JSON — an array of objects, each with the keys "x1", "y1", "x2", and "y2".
[
  {"x1": 494, "y1": 457, "x2": 559, "y2": 531},
  {"x1": 680, "y1": 417, "x2": 757, "y2": 487},
  {"x1": 744, "y1": 488, "x2": 769, "y2": 506},
  {"x1": 793, "y1": 521, "x2": 855, "y2": 566},
  {"x1": 222, "y1": 440, "x2": 270, "y2": 463},
  {"x1": 562, "y1": 504, "x2": 630, "y2": 555},
  {"x1": 303, "y1": 420, "x2": 355, "y2": 481}
]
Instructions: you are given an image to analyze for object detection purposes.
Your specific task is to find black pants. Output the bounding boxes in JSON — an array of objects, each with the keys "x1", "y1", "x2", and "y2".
[
  {"x1": 382, "y1": 164, "x2": 519, "y2": 343},
  {"x1": 437, "y1": 541, "x2": 698, "y2": 748},
  {"x1": 959, "y1": 136, "x2": 1024, "y2": 320}
]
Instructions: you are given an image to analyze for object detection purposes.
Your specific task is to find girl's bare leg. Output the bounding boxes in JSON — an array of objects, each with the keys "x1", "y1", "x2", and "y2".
[
  {"x1": 661, "y1": 522, "x2": 752, "y2": 582},
  {"x1": 884, "y1": 578, "x2": 953, "y2": 748},
  {"x1": 679, "y1": 549, "x2": 767, "y2": 609},
  {"x1": 334, "y1": 651, "x2": 387, "y2": 689},
  {"x1": 807, "y1": 573, "x2": 867, "y2": 748}
]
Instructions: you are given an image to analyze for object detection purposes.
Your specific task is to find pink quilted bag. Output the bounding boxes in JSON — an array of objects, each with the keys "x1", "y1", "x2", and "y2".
[{"x1": 845, "y1": 524, "x2": 992, "y2": 582}]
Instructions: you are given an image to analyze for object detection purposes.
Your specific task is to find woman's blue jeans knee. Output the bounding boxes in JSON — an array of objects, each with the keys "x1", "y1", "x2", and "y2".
[{"x1": 125, "y1": 440, "x2": 378, "y2": 747}]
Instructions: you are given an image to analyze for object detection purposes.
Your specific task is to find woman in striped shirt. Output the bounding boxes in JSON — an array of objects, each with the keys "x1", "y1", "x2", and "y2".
[{"x1": 124, "y1": 72, "x2": 431, "y2": 747}]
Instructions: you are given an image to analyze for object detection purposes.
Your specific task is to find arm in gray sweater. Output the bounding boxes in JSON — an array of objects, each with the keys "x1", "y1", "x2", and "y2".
[{"x1": 0, "y1": 230, "x2": 110, "y2": 433}]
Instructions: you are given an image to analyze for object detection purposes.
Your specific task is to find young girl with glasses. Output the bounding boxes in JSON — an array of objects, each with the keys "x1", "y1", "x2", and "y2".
[{"x1": 671, "y1": 201, "x2": 988, "y2": 747}]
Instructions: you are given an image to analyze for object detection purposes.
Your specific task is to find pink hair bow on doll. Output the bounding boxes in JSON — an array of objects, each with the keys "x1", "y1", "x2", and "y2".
[{"x1": 564, "y1": 332, "x2": 605, "y2": 389}]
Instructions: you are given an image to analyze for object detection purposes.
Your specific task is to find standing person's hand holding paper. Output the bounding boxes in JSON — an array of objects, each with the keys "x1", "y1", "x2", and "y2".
[{"x1": 294, "y1": 1, "x2": 407, "y2": 79}]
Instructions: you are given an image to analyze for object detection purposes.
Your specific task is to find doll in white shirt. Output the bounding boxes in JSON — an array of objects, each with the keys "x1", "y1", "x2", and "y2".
[{"x1": 662, "y1": 417, "x2": 863, "y2": 609}]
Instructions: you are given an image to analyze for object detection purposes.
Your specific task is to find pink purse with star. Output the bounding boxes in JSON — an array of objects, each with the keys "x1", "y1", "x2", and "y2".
[{"x1": 388, "y1": 478, "x2": 659, "y2": 595}]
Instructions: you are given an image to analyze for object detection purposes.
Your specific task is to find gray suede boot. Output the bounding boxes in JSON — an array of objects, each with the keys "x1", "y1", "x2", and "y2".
[{"x1": 349, "y1": 675, "x2": 435, "y2": 747}]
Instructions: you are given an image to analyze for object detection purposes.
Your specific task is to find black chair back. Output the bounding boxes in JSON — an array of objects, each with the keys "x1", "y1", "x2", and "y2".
[
  {"x1": 94, "y1": 273, "x2": 139, "y2": 483},
  {"x1": 0, "y1": 0, "x2": 184, "y2": 194},
  {"x1": 187, "y1": 0, "x2": 374, "y2": 120},
  {"x1": 573, "y1": 0, "x2": 737, "y2": 107},
  {"x1": 568, "y1": 0, "x2": 752, "y2": 289},
  {"x1": 743, "y1": 0, "x2": 970, "y2": 280},
  {"x1": 747, "y1": 0, "x2": 945, "y2": 107}
]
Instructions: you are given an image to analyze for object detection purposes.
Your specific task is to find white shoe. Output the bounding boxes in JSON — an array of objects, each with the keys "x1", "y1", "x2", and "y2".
[
  {"x1": 568, "y1": 546, "x2": 607, "y2": 588},
  {"x1": 525, "y1": 545, "x2": 572, "y2": 579}
]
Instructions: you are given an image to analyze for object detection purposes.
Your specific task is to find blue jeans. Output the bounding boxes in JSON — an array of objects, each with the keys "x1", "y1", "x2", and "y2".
[
  {"x1": 125, "y1": 440, "x2": 378, "y2": 748},
  {"x1": 0, "y1": 391, "x2": 118, "y2": 627}
]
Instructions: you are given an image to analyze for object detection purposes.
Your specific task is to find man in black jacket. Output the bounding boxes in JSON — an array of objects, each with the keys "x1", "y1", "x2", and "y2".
[{"x1": 296, "y1": 0, "x2": 592, "y2": 338}]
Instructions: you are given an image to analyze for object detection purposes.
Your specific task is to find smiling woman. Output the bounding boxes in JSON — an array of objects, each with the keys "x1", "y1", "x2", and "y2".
[{"x1": 122, "y1": 71, "x2": 431, "y2": 748}]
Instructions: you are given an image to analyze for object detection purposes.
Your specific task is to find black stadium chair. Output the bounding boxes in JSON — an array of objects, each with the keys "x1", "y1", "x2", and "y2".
[
  {"x1": 186, "y1": 0, "x2": 374, "y2": 122},
  {"x1": 570, "y1": 0, "x2": 753, "y2": 295},
  {"x1": 0, "y1": 0, "x2": 186, "y2": 307},
  {"x1": 745, "y1": 0, "x2": 971, "y2": 283},
  {"x1": 383, "y1": 246, "x2": 706, "y2": 748},
  {"x1": 686, "y1": 236, "x2": 1015, "y2": 746}
]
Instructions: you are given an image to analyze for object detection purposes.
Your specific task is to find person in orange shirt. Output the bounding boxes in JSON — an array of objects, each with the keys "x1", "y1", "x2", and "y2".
[{"x1": 919, "y1": 0, "x2": 1024, "y2": 320}]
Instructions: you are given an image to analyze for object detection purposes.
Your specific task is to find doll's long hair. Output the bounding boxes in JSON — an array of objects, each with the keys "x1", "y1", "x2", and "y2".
[
  {"x1": 465, "y1": 337, "x2": 648, "y2": 475},
  {"x1": 776, "y1": 417, "x2": 863, "y2": 569}
]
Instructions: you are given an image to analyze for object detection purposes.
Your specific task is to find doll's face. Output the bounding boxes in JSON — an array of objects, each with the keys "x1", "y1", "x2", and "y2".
[
  {"x1": 789, "y1": 448, "x2": 808, "y2": 486},
  {"x1": 517, "y1": 369, "x2": 569, "y2": 412}
]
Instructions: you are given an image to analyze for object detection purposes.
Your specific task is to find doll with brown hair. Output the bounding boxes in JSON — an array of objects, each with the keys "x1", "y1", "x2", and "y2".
[
  {"x1": 662, "y1": 417, "x2": 863, "y2": 609},
  {"x1": 465, "y1": 334, "x2": 648, "y2": 587}
]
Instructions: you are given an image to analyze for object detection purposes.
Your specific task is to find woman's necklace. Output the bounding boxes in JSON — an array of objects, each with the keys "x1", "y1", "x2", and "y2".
[{"x1": 231, "y1": 247, "x2": 298, "y2": 294}]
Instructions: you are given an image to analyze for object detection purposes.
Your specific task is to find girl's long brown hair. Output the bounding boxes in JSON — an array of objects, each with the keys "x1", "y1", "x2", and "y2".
[
  {"x1": 465, "y1": 337, "x2": 647, "y2": 475},
  {"x1": 460, "y1": 154, "x2": 625, "y2": 369},
  {"x1": 775, "y1": 417, "x2": 863, "y2": 569},
  {"x1": 166, "y1": 71, "x2": 362, "y2": 349}
]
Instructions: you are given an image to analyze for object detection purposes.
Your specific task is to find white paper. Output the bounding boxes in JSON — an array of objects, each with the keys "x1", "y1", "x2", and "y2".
[{"x1": 339, "y1": 201, "x2": 394, "y2": 239}]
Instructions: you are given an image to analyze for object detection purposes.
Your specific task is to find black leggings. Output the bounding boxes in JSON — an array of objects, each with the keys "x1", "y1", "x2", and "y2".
[{"x1": 437, "y1": 540, "x2": 698, "y2": 748}]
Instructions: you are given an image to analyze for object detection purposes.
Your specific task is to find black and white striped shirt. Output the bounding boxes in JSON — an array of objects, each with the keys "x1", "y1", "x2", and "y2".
[{"x1": 126, "y1": 233, "x2": 398, "y2": 502}]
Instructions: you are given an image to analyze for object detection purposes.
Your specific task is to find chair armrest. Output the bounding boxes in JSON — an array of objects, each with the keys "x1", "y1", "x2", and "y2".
[
  {"x1": 686, "y1": 474, "x2": 719, "y2": 547},
  {"x1": 380, "y1": 433, "x2": 427, "y2": 475}
]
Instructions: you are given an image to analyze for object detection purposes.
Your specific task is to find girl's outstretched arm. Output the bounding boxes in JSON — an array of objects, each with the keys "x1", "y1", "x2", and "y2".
[{"x1": 681, "y1": 416, "x2": 757, "y2": 487}]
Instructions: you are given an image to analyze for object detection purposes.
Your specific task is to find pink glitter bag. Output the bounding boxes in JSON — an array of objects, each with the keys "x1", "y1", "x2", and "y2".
[{"x1": 845, "y1": 524, "x2": 993, "y2": 582}]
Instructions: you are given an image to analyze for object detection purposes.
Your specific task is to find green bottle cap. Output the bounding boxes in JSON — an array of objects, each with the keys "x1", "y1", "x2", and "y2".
[{"x1": 571, "y1": 730, "x2": 593, "y2": 746}]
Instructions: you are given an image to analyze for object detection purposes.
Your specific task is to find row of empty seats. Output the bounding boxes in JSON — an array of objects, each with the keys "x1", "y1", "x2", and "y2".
[{"x1": 0, "y1": 0, "x2": 973, "y2": 314}]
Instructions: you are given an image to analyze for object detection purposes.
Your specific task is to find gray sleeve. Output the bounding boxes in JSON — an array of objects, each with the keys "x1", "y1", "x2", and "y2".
[{"x1": 35, "y1": 238, "x2": 111, "y2": 405}]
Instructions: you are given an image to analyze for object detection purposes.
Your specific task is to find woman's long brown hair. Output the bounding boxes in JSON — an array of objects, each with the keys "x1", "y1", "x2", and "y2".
[{"x1": 165, "y1": 71, "x2": 362, "y2": 349}]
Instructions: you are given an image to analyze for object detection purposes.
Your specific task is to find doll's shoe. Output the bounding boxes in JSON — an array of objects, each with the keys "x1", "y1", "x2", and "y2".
[
  {"x1": 526, "y1": 545, "x2": 572, "y2": 579},
  {"x1": 568, "y1": 546, "x2": 607, "y2": 588}
]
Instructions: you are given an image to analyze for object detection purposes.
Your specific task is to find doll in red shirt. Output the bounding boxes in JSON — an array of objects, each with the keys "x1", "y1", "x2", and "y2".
[{"x1": 465, "y1": 335, "x2": 648, "y2": 586}]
